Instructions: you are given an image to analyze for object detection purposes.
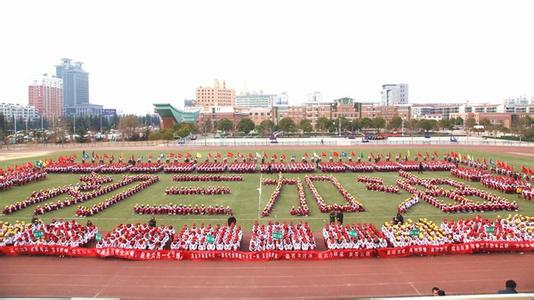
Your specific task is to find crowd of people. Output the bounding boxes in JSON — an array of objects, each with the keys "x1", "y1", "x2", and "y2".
[
  {"x1": 365, "y1": 183, "x2": 399, "y2": 194},
  {"x1": 344, "y1": 162, "x2": 375, "y2": 172},
  {"x1": 99, "y1": 163, "x2": 131, "y2": 173},
  {"x1": 75, "y1": 175, "x2": 159, "y2": 217},
  {"x1": 12, "y1": 219, "x2": 97, "y2": 247},
  {"x1": 227, "y1": 162, "x2": 257, "y2": 173},
  {"x1": 129, "y1": 163, "x2": 164, "y2": 173},
  {"x1": 163, "y1": 162, "x2": 196, "y2": 173},
  {"x1": 382, "y1": 218, "x2": 452, "y2": 247},
  {"x1": 164, "y1": 186, "x2": 231, "y2": 195},
  {"x1": 196, "y1": 162, "x2": 228, "y2": 173},
  {"x1": 133, "y1": 204, "x2": 233, "y2": 215},
  {"x1": 171, "y1": 223, "x2": 242, "y2": 251},
  {"x1": 451, "y1": 168, "x2": 489, "y2": 181},
  {"x1": 0, "y1": 166, "x2": 47, "y2": 191},
  {"x1": 480, "y1": 175, "x2": 527, "y2": 194},
  {"x1": 423, "y1": 160, "x2": 456, "y2": 171},
  {"x1": 33, "y1": 175, "x2": 148, "y2": 216},
  {"x1": 260, "y1": 162, "x2": 315, "y2": 173},
  {"x1": 398, "y1": 196, "x2": 420, "y2": 213},
  {"x1": 96, "y1": 223, "x2": 175, "y2": 250},
  {"x1": 3, "y1": 185, "x2": 72, "y2": 215},
  {"x1": 322, "y1": 223, "x2": 388, "y2": 249},
  {"x1": 172, "y1": 174, "x2": 243, "y2": 182},
  {"x1": 441, "y1": 214, "x2": 534, "y2": 243},
  {"x1": 373, "y1": 161, "x2": 401, "y2": 172},
  {"x1": 356, "y1": 176, "x2": 383, "y2": 184},
  {"x1": 0, "y1": 220, "x2": 27, "y2": 246},
  {"x1": 305, "y1": 175, "x2": 365, "y2": 213},
  {"x1": 522, "y1": 188, "x2": 534, "y2": 201},
  {"x1": 249, "y1": 221, "x2": 316, "y2": 251},
  {"x1": 318, "y1": 162, "x2": 346, "y2": 172}
]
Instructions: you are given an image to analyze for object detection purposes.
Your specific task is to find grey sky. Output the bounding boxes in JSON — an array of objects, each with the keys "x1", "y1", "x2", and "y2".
[{"x1": 1, "y1": 0, "x2": 533, "y2": 114}]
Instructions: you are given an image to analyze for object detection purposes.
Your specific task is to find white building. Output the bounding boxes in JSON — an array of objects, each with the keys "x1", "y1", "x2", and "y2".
[
  {"x1": 0, "y1": 102, "x2": 40, "y2": 120},
  {"x1": 381, "y1": 84, "x2": 408, "y2": 106},
  {"x1": 273, "y1": 92, "x2": 289, "y2": 107},
  {"x1": 307, "y1": 91, "x2": 322, "y2": 103}
]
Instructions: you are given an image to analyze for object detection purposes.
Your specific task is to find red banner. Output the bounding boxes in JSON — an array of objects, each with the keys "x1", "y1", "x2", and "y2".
[{"x1": 1, "y1": 242, "x2": 533, "y2": 261}]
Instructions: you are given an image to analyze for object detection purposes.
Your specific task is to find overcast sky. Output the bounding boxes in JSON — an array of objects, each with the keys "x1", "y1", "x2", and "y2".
[{"x1": 1, "y1": 0, "x2": 533, "y2": 114}]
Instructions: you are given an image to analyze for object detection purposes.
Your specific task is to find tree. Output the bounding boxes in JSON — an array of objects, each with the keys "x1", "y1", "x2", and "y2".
[
  {"x1": 200, "y1": 118, "x2": 213, "y2": 134},
  {"x1": 299, "y1": 119, "x2": 313, "y2": 133},
  {"x1": 360, "y1": 117, "x2": 373, "y2": 129},
  {"x1": 465, "y1": 117, "x2": 477, "y2": 129},
  {"x1": 338, "y1": 117, "x2": 352, "y2": 132},
  {"x1": 418, "y1": 119, "x2": 435, "y2": 131},
  {"x1": 480, "y1": 118, "x2": 492, "y2": 128},
  {"x1": 372, "y1": 117, "x2": 386, "y2": 130},
  {"x1": 278, "y1": 117, "x2": 297, "y2": 132},
  {"x1": 218, "y1": 118, "x2": 234, "y2": 132},
  {"x1": 438, "y1": 119, "x2": 451, "y2": 130},
  {"x1": 118, "y1": 115, "x2": 141, "y2": 140},
  {"x1": 237, "y1": 118, "x2": 255, "y2": 134},
  {"x1": 257, "y1": 119, "x2": 275, "y2": 136},
  {"x1": 175, "y1": 126, "x2": 191, "y2": 138},
  {"x1": 350, "y1": 119, "x2": 361, "y2": 131},
  {"x1": 315, "y1": 117, "x2": 332, "y2": 132},
  {"x1": 388, "y1": 116, "x2": 403, "y2": 130}
]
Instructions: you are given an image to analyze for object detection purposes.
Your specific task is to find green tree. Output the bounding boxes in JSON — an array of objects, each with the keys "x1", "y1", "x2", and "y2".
[
  {"x1": 257, "y1": 119, "x2": 275, "y2": 135},
  {"x1": 418, "y1": 119, "x2": 436, "y2": 131},
  {"x1": 315, "y1": 117, "x2": 332, "y2": 132},
  {"x1": 175, "y1": 126, "x2": 191, "y2": 138},
  {"x1": 237, "y1": 118, "x2": 255, "y2": 134},
  {"x1": 465, "y1": 117, "x2": 477, "y2": 129},
  {"x1": 218, "y1": 118, "x2": 234, "y2": 132},
  {"x1": 388, "y1": 116, "x2": 403, "y2": 130},
  {"x1": 438, "y1": 119, "x2": 451, "y2": 130},
  {"x1": 360, "y1": 117, "x2": 373, "y2": 129},
  {"x1": 338, "y1": 117, "x2": 352, "y2": 132},
  {"x1": 350, "y1": 119, "x2": 361, "y2": 131},
  {"x1": 480, "y1": 118, "x2": 492, "y2": 128},
  {"x1": 372, "y1": 117, "x2": 386, "y2": 130},
  {"x1": 299, "y1": 119, "x2": 313, "y2": 133},
  {"x1": 278, "y1": 117, "x2": 297, "y2": 132}
]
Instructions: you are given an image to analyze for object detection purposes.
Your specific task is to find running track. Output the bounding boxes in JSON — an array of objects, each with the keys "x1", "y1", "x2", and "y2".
[{"x1": 1, "y1": 253, "x2": 533, "y2": 299}]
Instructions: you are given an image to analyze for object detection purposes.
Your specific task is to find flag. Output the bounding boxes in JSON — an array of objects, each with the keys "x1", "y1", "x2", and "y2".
[
  {"x1": 256, "y1": 152, "x2": 262, "y2": 159},
  {"x1": 304, "y1": 152, "x2": 309, "y2": 157},
  {"x1": 227, "y1": 152, "x2": 234, "y2": 158},
  {"x1": 169, "y1": 153, "x2": 175, "y2": 158},
  {"x1": 425, "y1": 152, "x2": 429, "y2": 158},
  {"x1": 333, "y1": 151, "x2": 339, "y2": 157},
  {"x1": 281, "y1": 154, "x2": 286, "y2": 160},
  {"x1": 177, "y1": 153, "x2": 183, "y2": 158},
  {"x1": 238, "y1": 152, "x2": 243, "y2": 158},
  {"x1": 208, "y1": 153, "x2": 212, "y2": 158},
  {"x1": 313, "y1": 152, "x2": 319, "y2": 158},
  {"x1": 359, "y1": 152, "x2": 364, "y2": 159},
  {"x1": 407, "y1": 150, "x2": 411, "y2": 158},
  {"x1": 341, "y1": 152, "x2": 347, "y2": 158},
  {"x1": 196, "y1": 153, "x2": 202, "y2": 159},
  {"x1": 321, "y1": 152, "x2": 327, "y2": 157},
  {"x1": 433, "y1": 151, "x2": 439, "y2": 157},
  {"x1": 248, "y1": 153, "x2": 254, "y2": 159},
  {"x1": 272, "y1": 154, "x2": 278, "y2": 159},
  {"x1": 417, "y1": 152, "x2": 422, "y2": 157},
  {"x1": 186, "y1": 152, "x2": 191, "y2": 158},
  {"x1": 351, "y1": 151, "x2": 356, "y2": 157},
  {"x1": 216, "y1": 153, "x2": 222, "y2": 158}
]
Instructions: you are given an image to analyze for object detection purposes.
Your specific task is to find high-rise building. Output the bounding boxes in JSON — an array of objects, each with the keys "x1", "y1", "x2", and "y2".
[
  {"x1": 196, "y1": 79, "x2": 235, "y2": 110},
  {"x1": 28, "y1": 74, "x2": 63, "y2": 120},
  {"x1": 381, "y1": 84, "x2": 408, "y2": 106},
  {"x1": 55, "y1": 58, "x2": 89, "y2": 112},
  {"x1": 0, "y1": 103, "x2": 40, "y2": 120},
  {"x1": 235, "y1": 92, "x2": 275, "y2": 108},
  {"x1": 307, "y1": 91, "x2": 322, "y2": 103},
  {"x1": 273, "y1": 92, "x2": 289, "y2": 107}
]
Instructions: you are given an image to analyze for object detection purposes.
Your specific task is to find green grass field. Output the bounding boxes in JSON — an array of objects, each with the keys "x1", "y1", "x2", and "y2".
[{"x1": 1, "y1": 147, "x2": 533, "y2": 232}]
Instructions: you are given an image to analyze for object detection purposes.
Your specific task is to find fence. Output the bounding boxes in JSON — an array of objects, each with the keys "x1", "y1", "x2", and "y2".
[{"x1": 1, "y1": 137, "x2": 532, "y2": 151}]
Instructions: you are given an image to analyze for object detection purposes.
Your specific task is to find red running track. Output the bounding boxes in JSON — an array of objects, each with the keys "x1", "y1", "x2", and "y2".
[{"x1": 1, "y1": 252, "x2": 533, "y2": 299}]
